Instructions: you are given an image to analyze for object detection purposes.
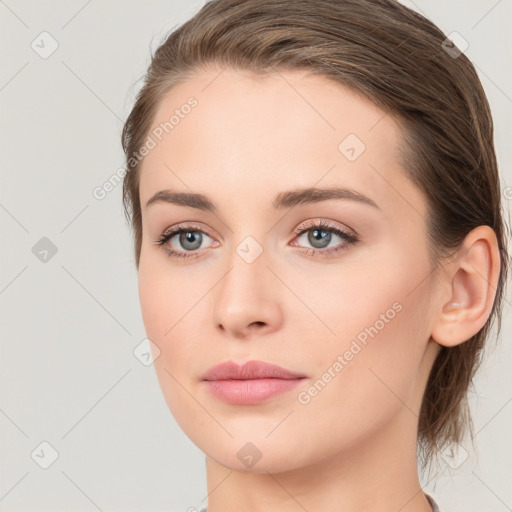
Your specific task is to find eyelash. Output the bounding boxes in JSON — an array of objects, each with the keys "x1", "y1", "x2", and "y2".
[{"x1": 153, "y1": 220, "x2": 359, "y2": 260}]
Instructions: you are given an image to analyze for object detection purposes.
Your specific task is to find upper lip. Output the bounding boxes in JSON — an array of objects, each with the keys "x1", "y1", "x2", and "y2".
[{"x1": 202, "y1": 360, "x2": 306, "y2": 381}]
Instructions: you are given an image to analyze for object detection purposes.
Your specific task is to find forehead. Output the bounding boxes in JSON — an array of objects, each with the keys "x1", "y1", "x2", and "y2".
[
  {"x1": 147, "y1": 67, "x2": 401, "y2": 149},
  {"x1": 138, "y1": 67, "x2": 425, "y2": 221}
]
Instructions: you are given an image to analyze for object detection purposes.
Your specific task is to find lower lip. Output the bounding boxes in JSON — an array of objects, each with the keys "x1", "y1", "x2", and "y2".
[{"x1": 203, "y1": 378, "x2": 305, "y2": 405}]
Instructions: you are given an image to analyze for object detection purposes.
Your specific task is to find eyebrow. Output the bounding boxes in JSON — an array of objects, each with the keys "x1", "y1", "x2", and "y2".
[{"x1": 144, "y1": 186, "x2": 380, "y2": 212}]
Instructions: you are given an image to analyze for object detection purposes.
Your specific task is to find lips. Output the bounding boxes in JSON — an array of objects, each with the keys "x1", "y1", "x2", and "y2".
[
  {"x1": 201, "y1": 360, "x2": 307, "y2": 405},
  {"x1": 202, "y1": 360, "x2": 306, "y2": 381}
]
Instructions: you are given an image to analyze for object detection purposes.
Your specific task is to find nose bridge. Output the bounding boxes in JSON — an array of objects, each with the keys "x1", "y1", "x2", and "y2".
[
  {"x1": 217, "y1": 237, "x2": 269, "y2": 309},
  {"x1": 212, "y1": 235, "x2": 282, "y2": 335}
]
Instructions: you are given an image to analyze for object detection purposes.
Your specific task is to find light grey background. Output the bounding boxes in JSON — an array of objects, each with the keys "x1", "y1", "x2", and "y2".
[{"x1": 1, "y1": 1, "x2": 511, "y2": 511}]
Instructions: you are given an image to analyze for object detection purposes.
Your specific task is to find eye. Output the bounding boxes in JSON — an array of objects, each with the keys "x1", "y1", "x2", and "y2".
[
  {"x1": 291, "y1": 219, "x2": 358, "y2": 256},
  {"x1": 153, "y1": 223, "x2": 216, "y2": 260},
  {"x1": 153, "y1": 219, "x2": 358, "y2": 260}
]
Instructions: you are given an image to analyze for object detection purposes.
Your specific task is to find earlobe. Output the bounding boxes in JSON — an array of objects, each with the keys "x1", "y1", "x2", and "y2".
[{"x1": 431, "y1": 225, "x2": 501, "y2": 348}]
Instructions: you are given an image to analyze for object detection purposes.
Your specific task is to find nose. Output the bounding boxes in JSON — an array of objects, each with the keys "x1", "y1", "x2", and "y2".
[{"x1": 212, "y1": 246, "x2": 283, "y2": 339}]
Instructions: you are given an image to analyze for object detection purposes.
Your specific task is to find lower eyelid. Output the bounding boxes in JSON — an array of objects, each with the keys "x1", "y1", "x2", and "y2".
[{"x1": 158, "y1": 222, "x2": 358, "y2": 258}]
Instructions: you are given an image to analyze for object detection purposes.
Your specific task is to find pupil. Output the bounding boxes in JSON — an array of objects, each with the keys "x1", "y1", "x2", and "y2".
[
  {"x1": 181, "y1": 231, "x2": 202, "y2": 250},
  {"x1": 309, "y1": 229, "x2": 331, "y2": 248}
]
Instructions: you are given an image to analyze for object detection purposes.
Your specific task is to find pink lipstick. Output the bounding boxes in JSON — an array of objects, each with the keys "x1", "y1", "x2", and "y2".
[{"x1": 202, "y1": 360, "x2": 307, "y2": 405}]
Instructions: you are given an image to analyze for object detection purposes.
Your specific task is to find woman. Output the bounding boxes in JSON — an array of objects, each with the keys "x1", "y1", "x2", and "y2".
[{"x1": 121, "y1": 1, "x2": 509, "y2": 510}]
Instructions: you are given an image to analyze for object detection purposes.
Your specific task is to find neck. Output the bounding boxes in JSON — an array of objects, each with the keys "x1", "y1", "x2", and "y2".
[{"x1": 204, "y1": 406, "x2": 433, "y2": 512}]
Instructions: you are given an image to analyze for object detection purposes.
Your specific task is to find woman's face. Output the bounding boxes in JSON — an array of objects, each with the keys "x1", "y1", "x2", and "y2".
[{"x1": 137, "y1": 67, "x2": 441, "y2": 472}]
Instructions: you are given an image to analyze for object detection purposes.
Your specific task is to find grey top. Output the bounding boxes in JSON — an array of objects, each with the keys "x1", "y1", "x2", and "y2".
[
  {"x1": 425, "y1": 493, "x2": 441, "y2": 512},
  {"x1": 198, "y1": 493, "x2": 440, "y2": 511}
]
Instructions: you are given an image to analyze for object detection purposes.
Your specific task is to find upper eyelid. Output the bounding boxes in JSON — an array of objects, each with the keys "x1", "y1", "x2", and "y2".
[
  {"x1": 162, "y1": 222, "x2": 208, "y2": 236},
  {"x1": 156, "y1": 221, "x2": 358, "y2": 260},
  {"x1": 162, "y1": 220, "x2": 356, "y2": 244},
  {"x1": 294, "y1": 219, "x2": 355, "y2": 235}
]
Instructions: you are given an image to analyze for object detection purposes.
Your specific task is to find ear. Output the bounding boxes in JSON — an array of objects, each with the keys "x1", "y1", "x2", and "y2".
[{"x1": 431, "y1": 225, "x2": 501, "y2": 347}]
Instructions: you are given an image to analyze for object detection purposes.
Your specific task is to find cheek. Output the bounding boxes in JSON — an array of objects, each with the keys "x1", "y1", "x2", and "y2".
[
  {"x1": 293, "y1": 297, "x2": 428, "y2": 452},
  {"x1": 304, "y1": 251, "x2": 431, "y2": 396},
  {"x1": 138, "y1": 261, "x2": 167, "y2": 343},
  {"x1": 138, "y1": 256, "x2": 205, "y2": 374},
  {"x1": 138, "y1": 259, "x2": 206, "y2": 426},
  {"x1": 138, "y1": 249, "x2": 189, "y2": 341}
]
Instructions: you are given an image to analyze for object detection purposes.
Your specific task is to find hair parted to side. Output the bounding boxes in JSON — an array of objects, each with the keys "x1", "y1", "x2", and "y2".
[{"x1": 121, "y1": 0, "x2": 509, "y2": 472}]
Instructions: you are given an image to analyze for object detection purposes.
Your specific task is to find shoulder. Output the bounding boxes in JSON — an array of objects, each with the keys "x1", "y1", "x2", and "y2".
[
  {"x1": 197, "y1": 497, "x2": 440, "y2": 512},
  {"x1": 425, "y1": 492, "x2": 441, "y2": 512}
]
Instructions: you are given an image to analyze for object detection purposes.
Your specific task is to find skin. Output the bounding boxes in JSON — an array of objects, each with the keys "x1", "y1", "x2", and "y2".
[{"x1": 137, "y1": 67, "x2": 500, "y2": 512}]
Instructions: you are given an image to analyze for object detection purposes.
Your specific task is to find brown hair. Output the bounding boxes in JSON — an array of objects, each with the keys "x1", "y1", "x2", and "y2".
[{"x1": 121, "y1": 0, "x2": 509, "y2": 471}]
